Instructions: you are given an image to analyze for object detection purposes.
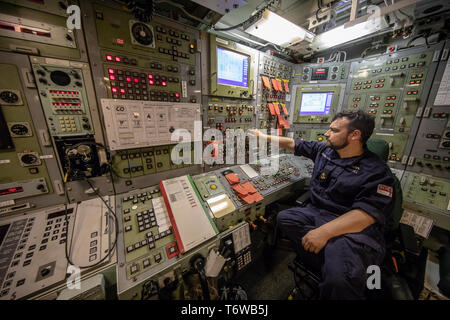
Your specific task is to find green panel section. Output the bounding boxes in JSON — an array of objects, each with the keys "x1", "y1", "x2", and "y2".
[
  {"x1": 112, "y1": 150, "x2": 131, "y2": 179},
  {"x1": 192, "y1": 174, "x2": 226, "y2": 202},
  {"x1": 128, "y1": 150, "x2": 144, "y2": 178},
  {"x1": 0, "y1": 63, "x2": 53, "y2": 193},
  {"x1": 154, "y1": 145, "x2": 171, "y2": 172},
  {"x1": 293, "y1": 128, "x2": 328, "y2": 142},
  {"x1": 293, "y1": 85, "x2": 340, "y2": 124},
  {"x1": 142, "y1": 147, "x2": 156, "y2": 175},
  {"x1": 346, "y1": 51, "x2": 433, "y2": 131},
  {"x1": 373, "y1": 131, "x2": 408, "y2": 163},
  {"x1": 209, "y1": 35, "x2": 256, "y2": 98},
  {"x1": 31, "y1": 63, "x2": 94, "y2": 137},
  {"x1": 111, "y1": 144, "x2": 196, "y2": 178},
  {"x1": 187, "y1": 175, "x2": 219, "y2": 234},
  {"x1": 93, "y1": 3, "x2": 196, "y2": 66},
  {"x1": 206, "y1": 98, "x2": 255, "y2": 133},
  {"x1": 103, "y1": 62, "x2": 182, "y2": 102},
  {"x1": 402, "y1": 172, "x2": 450, "y2": 213},
  {"x1": 0, "y1": 3, "x2": 80, "y2": 59}
]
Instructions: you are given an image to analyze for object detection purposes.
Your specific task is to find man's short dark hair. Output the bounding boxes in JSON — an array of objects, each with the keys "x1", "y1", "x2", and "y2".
[{"x1": 332, "y1": 110, "x2": 375, "y2": 145}]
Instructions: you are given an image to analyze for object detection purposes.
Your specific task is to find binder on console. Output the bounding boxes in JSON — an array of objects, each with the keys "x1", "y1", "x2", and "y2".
[{"x1": 160, "y1": 175, "x2": 218, "y2": 253}]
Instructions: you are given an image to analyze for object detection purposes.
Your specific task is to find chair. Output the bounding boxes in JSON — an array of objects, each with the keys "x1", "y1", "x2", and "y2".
[{"x1": 285, "y1": 138, "x2": 424, "y2": 300}]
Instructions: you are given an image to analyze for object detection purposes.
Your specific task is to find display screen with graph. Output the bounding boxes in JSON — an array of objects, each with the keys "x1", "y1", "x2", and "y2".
[{"x1": 217, "y1": 47, "x2": 249, "y2": 88}]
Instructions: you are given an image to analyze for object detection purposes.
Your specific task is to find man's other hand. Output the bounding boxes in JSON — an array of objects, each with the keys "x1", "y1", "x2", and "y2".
[{"x1": 301, "y1": 227, "x2": 331, "y2": 254}]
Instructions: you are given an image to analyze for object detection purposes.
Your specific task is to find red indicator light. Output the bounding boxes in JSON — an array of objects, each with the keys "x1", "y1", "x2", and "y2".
[
  {"x1": 112, "y1": 88, "x2": 118, "y2": 93},
  {"x1": 109, "y1": 75, "x2": 116, "y2": 80},
  {"x1": 316, "y1": 70, "x2": 326, "y2": 74},
  {"x1": 175, "y1": 93, "x2": 180, "y2": 98},
  {"x1": 116, "y1": 38, "x2": 124, "y2": 45},
  {"x1": 148, "y1": 74, "x2": 153, "y2": 79},
  {"x1": 108, "y1": 68, "x2": 114, "y2": 74},
  {"x1": 126, "y1": 77, "x2": 131, "y2": 82},
  {"x1": 149, "y1": 80, "x2": 154, "y2": 85},
  {"x1": 162, "y1": 81, "x2": 167, "y2": 86},
  {"x1": 106, "y1": 55, "x2": 113, "y2": 61},
  {"x1": 120, "y1": 88, "x2": 126, "y2": 93},
  {"x1": 0, "y1": 187, "x2": 24, "y2": 196},
  {"x1": 115, "y1": 56, "x2": 121, "y2": 62},
  {"x1": 134, "y1": 78, "x2": 139, "y2": 83}
]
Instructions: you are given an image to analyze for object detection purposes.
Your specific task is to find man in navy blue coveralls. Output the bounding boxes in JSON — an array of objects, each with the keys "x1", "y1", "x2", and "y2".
[{"x1": 251, "y1": 110, "x2": 394, "y2": 299}]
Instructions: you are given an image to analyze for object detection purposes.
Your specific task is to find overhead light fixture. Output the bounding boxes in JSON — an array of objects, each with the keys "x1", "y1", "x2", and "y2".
[
  {"x1": 244, "y1": 9, "x2": 315, "y2": 47},
  {"x1": 309, "y1": 16, "x2": 389, "y2": 52}
]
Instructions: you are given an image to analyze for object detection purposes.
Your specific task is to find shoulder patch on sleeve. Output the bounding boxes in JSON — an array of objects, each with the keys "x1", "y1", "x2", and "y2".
[{"x1": 377, "y1": 184, "x2": 393, "y2": 197}]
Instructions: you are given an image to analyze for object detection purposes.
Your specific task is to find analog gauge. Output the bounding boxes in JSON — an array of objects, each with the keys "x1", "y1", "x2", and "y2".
[
  {"x1": 0, "y1": 91, "x2": 19, "y2": 104},
  {"x1": 21, "y1": 153, "x2": 38, "y2": 165},
  {"x1": 131, "y1": 22, "x2": 154, "y2": 46},
  {"x1": 10, "y1": 123, "x2": 30, "y2": 136},
  {"x1": 50, "y1": 70, "x2": 71, "y2": 86}
]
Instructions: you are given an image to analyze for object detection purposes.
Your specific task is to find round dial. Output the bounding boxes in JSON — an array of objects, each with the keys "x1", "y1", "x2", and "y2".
[
  {"x1": 131, "y1": 22, "x2": 154, "y2": 46},
  {"x1": 10, "y1": 124, "x2": 29, "y2": 136},
  {"x1": 50, "y1": 70, "x2": 71, "y2": 86},
  {"x1": 21, "y1": 153, "x2": 38, "y2": 165},
  {"x1": 0, "y1": 91, "x2": 19, "y2": 104}
]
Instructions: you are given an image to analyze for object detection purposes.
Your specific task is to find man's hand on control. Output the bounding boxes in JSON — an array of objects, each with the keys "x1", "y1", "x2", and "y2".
[{"x1": 301, "y1": 227, "x2": 331, "y2": 254}]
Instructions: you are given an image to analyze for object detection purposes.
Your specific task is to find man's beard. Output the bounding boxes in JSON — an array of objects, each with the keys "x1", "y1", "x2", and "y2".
[{"x1": 327, "y1": 139, "x2": 349, "y2": 150}]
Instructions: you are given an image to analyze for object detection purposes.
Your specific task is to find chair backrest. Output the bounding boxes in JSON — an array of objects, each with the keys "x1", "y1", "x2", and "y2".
[{"x1": 366, "y1": 138, "x2": 403, "y2": 232}]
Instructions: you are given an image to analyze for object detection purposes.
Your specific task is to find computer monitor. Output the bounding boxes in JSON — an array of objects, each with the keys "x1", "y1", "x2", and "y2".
[
  {"x1": 299, "y1": 92, "x2": 334, "y2": 115},
  {"x1": 216, "y1": 47, "x2": 249, "y2": 88}
]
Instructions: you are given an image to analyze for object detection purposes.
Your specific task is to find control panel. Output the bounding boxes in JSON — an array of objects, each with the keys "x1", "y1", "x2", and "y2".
[
  {"x1": 0, "y1": 197, "x2": 114, "y2": 300},
  {"x1": 299, "y1": 62, "x2": 348, "y2": 83},
  {"x1": 0, "y1": 59, "x2": 55, "y2": 207},
  {"x1": 401, "y1": 171, "x2": 450, "y2": 231},
  {"x1": 101, "y1": 99, "x2": 201, "y2": 151},
  {"x1": 343, "y1": 45, "x2": 441, "y2": 169},
  {"x1": 407, "y1": 42, "x2": 450, "y2": 178},
  {"x1": 115, "y1": 184, "x2": 220, "y2": 300},
  {"x1": 257, "y1": 53, "x2": 293, "y2": 132},
  {"x1": 0, "y1": 1, "x2": 83, "y2": 60},
  {"x1": 88, "y1": 2, "x2": 201, "y2": 105},
  {"x1": 31, "y1": 58, "x2": 96, "y2": 137},
  {"x1": 194, "y1": 154, "x2": 306, "y2": 231},
  {"x1": 205, "y1": 98, "x2": 255, "y2": 134},
  {"x1": 111, "y1": 143, "x2": 195, "y2": 179}
]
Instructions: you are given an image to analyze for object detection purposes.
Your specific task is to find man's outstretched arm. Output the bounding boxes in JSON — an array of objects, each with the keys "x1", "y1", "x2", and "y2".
[{"x1": 248, "y1": 129, "x2": 295, "y2": 151}]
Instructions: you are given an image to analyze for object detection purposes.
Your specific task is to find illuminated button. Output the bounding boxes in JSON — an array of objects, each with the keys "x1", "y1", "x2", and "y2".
[
  {"x1": 210, "y1": 184, "x2": 217, "y2": 190},
  {"x1": 317, "y1": 137, "x2": 323, "y2": 141}
]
